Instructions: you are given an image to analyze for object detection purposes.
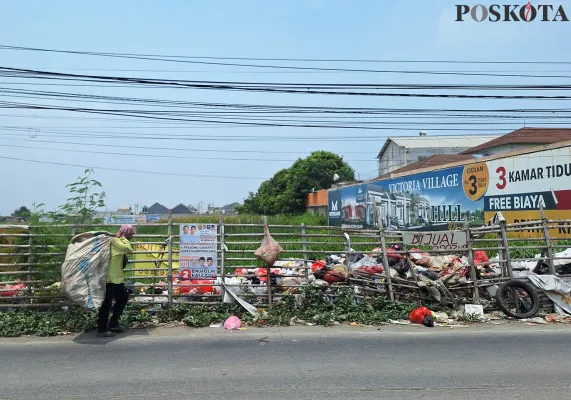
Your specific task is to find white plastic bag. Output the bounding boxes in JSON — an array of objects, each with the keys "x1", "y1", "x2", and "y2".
[{"x1": 61, "y1": 232, "x2": 114, "y2": 309}]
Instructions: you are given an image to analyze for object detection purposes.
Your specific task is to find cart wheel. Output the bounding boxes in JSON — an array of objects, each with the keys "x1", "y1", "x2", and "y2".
[{"x1": 495, "y1": 280, "x2": 540, "y2": 319}]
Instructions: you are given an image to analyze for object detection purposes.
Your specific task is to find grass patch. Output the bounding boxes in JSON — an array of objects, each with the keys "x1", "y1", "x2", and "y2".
[{"x1": 0, "y1": 287, "x2": 416, "y2": 337}]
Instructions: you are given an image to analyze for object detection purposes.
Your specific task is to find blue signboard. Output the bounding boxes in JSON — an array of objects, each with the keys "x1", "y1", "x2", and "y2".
[{"x1": 328, "y1": 166, "x2": 484, "y2": 231}]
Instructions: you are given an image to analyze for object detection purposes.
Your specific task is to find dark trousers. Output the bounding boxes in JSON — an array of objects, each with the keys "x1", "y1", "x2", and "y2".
[{"x1": 97, "y1": 283, "x2": 129, "y2": 333}]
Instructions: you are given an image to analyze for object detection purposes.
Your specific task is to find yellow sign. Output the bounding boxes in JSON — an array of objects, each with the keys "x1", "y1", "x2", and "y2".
[
  {"x1": 484, "y1": 210, "x2": 571, "y2": 239},
  {"x1": 131, "y1": 243, "x2": 179, "y2": 278},
  {"x1": 463, "y1": 162, "x2": 489, "y2": 201}
]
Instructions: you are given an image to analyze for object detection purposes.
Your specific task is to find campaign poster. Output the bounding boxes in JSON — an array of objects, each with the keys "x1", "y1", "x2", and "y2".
[{"x1": 179, "y1": 224, "x2": 218, "y2": 279}]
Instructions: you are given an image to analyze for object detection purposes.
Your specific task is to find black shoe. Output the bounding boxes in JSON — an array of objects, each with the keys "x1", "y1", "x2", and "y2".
[{"x1": 109, "y1": 325, "x2": 127, "y2": 333}]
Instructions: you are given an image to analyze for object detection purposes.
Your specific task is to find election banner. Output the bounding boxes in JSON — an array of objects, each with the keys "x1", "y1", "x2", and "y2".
[{"x1": 179, "y1": 224, "x2": 218, "y2": 279}]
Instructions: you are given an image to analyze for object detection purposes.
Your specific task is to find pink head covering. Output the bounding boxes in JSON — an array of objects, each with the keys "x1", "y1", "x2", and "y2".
[{"x1": 116, "y1": 224, "x2": 135, "y2": 239}]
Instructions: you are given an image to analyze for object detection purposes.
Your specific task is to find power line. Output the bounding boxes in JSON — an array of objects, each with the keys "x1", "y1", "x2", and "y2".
[
  {"x1": 0, "y1": 126, "x2": 514, "y2": 141},
  {"x1": 12, "y1": 67, "x2": 571, "y2": 74},
  {"x1": 0, "y1": 155, "x2": 267, "y2": 180},
  {"x1": 4, "y1": 68, "x2": 571, "y2": 100},
  {"x1": 3, "y1": 45, "x2": 571, "y2": 77},
  {"x1": 0, "y1": 142, "x2": 375, "y2": 162},
  {"x1": 3, "y1": 44, "x2": 571, "y2": 64},
  {"x1": 0, "y1": 136, "x2": 369, "y2": 155},
  {"x1": 5, "y1": 67, "x2": 571, "y2": 93}
]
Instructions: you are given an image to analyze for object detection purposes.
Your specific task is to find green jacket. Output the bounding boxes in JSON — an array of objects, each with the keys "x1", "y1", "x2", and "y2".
[{"x1": 107, "y1": 237, "x2": 133, "y2": 284}]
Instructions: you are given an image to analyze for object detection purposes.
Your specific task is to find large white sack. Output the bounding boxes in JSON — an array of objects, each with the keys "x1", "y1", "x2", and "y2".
[{"x1": 61, "y1": 232, "x2": 114, "y2": 309}]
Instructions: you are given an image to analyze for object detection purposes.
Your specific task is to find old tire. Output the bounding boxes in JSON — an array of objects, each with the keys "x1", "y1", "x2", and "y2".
[{"x1": 495, "y1": 280, "x2": 540, "y2": 319}]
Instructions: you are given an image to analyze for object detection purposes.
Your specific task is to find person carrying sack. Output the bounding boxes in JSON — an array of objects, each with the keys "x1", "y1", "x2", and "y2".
[{"x1": 97, "y1": 224, "x2": 135, "y2": 337}]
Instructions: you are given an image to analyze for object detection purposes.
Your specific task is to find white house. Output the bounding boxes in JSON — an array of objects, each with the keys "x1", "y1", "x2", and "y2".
[{"x1": 376, "y1": 133, "x2": 501, "y2": 177}]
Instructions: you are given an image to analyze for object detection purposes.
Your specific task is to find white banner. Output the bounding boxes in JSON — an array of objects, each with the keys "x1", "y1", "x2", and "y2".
[
  {"x1": 486, "y1": 146, "x2": 571, "y2": 196},
  {"x1": 402, "y1": 230, "x2": 468, "y2": 251}
]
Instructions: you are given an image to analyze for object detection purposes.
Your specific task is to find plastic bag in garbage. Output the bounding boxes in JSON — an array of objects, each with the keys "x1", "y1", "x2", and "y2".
[
  {"x1": 348, "y1": 255, "x2": 378, "y2": 271},
  {"x1": 409, "y1": 248, "x2": 431, "y2": 267},
  {"x1": 474, "y1": 250, "x2": 490, "y2": 266},
  {"x1": 0, "y1": 280, "x2": 25, "y2": 297},
  {"x1": 254, "y1": 224, "x2": 283, "y2": 266},
  {"x1": 349, "y1": 256, "x2": 384, "y2": 275},
  {"x1": 409, "y1": 306, "x2": 435, "y2": 327}
]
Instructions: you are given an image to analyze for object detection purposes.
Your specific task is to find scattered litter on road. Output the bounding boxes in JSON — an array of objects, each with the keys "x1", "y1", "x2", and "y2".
[
  {"x1": 389, "y1": 319, "x2": 411, "y2": 325},
  {"x1": 522, "y1": 317, "x2": 548, "y2": 325}
]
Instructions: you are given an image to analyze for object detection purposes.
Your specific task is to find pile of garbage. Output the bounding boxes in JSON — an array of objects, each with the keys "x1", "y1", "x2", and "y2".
[
  {"x1": 0, "y1": 279, "x2": 25, "y2": 297},
  {"x1": 141, "y1": 244, "x2": 499, "y2": 305}
]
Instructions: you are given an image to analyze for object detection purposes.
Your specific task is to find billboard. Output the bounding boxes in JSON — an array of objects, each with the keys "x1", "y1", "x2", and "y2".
[
  {"x1": 103, "y1": 214, "x2": 147, "y2": 224},
  {"x1": 327, "y1": 145, "x2": 571, "y2": 236},
  {"x1": 484, "y1": 146, "x2": 571, "y2": 237}
]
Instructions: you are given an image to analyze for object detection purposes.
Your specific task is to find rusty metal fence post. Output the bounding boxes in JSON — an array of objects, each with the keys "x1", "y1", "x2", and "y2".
[
  {"x1": 27, "y1": 226, "x2": 34, "y2": 303},
  {"x1": 167, "y1": 210, "x2": 173, "y2": 308},
  {"x1": 263, "y1": 216, "x2": 272, "y2": 308},
  {"x1": 219, "y1": 214, "x2": 225, "y2": 285},
  {"x1": 540, "y1": 206, "x2": 556, "y2": 275},
  {"x1": 376, "y1": 211, "x2": 394, "y2": 301},
  {"x1": 464, "y1": 217, "x2": 479, "y2": 303},
  {"x1": 301, "y1": 223, "x2": 308, "y2": 280},
  {"x1": 498, "y1": 219, "x2": 513, "y2": 278}
]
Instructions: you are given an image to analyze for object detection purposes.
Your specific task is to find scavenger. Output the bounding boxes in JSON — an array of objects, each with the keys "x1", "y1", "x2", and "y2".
[{"x1": 97, "y1": 224, "x2": 135, "y2": 337}]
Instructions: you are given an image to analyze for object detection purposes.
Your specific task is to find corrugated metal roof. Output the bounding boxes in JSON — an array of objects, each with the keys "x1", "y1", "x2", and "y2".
[
  {"x1": 390, "y1": 135, "x2": 501, "y2": 149},
  {"x1": 460, "y1": 128, "x2": 571, "y2": 154},
  {"x1": 377, "y1": 154, "x2": 475, "y2": 179},
  {"x1": 377, "y1": 134, "x2": 501, "y2": 158}
]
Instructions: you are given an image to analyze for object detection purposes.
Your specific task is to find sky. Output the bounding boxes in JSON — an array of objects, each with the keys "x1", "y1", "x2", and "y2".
[{"x1": 1, "y1": 0, "x2": 571, "y2": 216}]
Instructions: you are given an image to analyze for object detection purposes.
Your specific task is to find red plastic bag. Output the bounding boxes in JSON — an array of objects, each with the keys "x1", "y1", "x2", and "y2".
[
  {"x1": 409, "y1": 248, "x2": 431, "y2": 267},
  {"x1": 323, "y1": 265, "x2": 349, "y2": 284},
  {"x1": 386, "y1": 247, "x2": 403, "y2": 261},
  {"x1": 178, "y1": 280, "x2": 215, "y2": 295},
  {"x1": 474, "y1": 250, "x2": 490, "y2": 265},
  {"x1": 357, "y1": 265, "x2": 384, "y2": 275},
  {"x1": 0, "y1": 281, "x2": 25, "y2": 297},
  {"x1": 191, "y1": 279, "x2": 215, "y2": 294},
  {"x1": 254, "y1": 224, "x2": 283, "y2": 266},
  {"x1": 409, "y1": 306, "x2": 434, "y2": 326},
  {"x1": 311, "y1": 261, "x2": 326, "y2": 273}
]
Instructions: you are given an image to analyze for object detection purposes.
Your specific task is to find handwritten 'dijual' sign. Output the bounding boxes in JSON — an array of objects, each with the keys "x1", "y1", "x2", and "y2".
[{"x1": 402, "y1": 231, "x2": 468, "y2": 251}]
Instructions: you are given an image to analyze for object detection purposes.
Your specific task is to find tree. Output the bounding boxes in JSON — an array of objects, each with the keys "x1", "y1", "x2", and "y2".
[
  {"x1": 142, "y1": 205, "x2": 148, "y2": 213},
  {"x1": 237, "y1": 151, "x2": 354, "y2": 215},
  {"x1": 11, "y1": 206, "x2": 32, "y2": 221},
  {"x1": 59, "y1": 168, "x2": 106, "y2": 223}
]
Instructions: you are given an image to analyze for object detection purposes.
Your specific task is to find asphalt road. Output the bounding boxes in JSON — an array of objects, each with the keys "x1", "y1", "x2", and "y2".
[{"x1": 1, "y1": 324, "x2": 570, "y2": 400}]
